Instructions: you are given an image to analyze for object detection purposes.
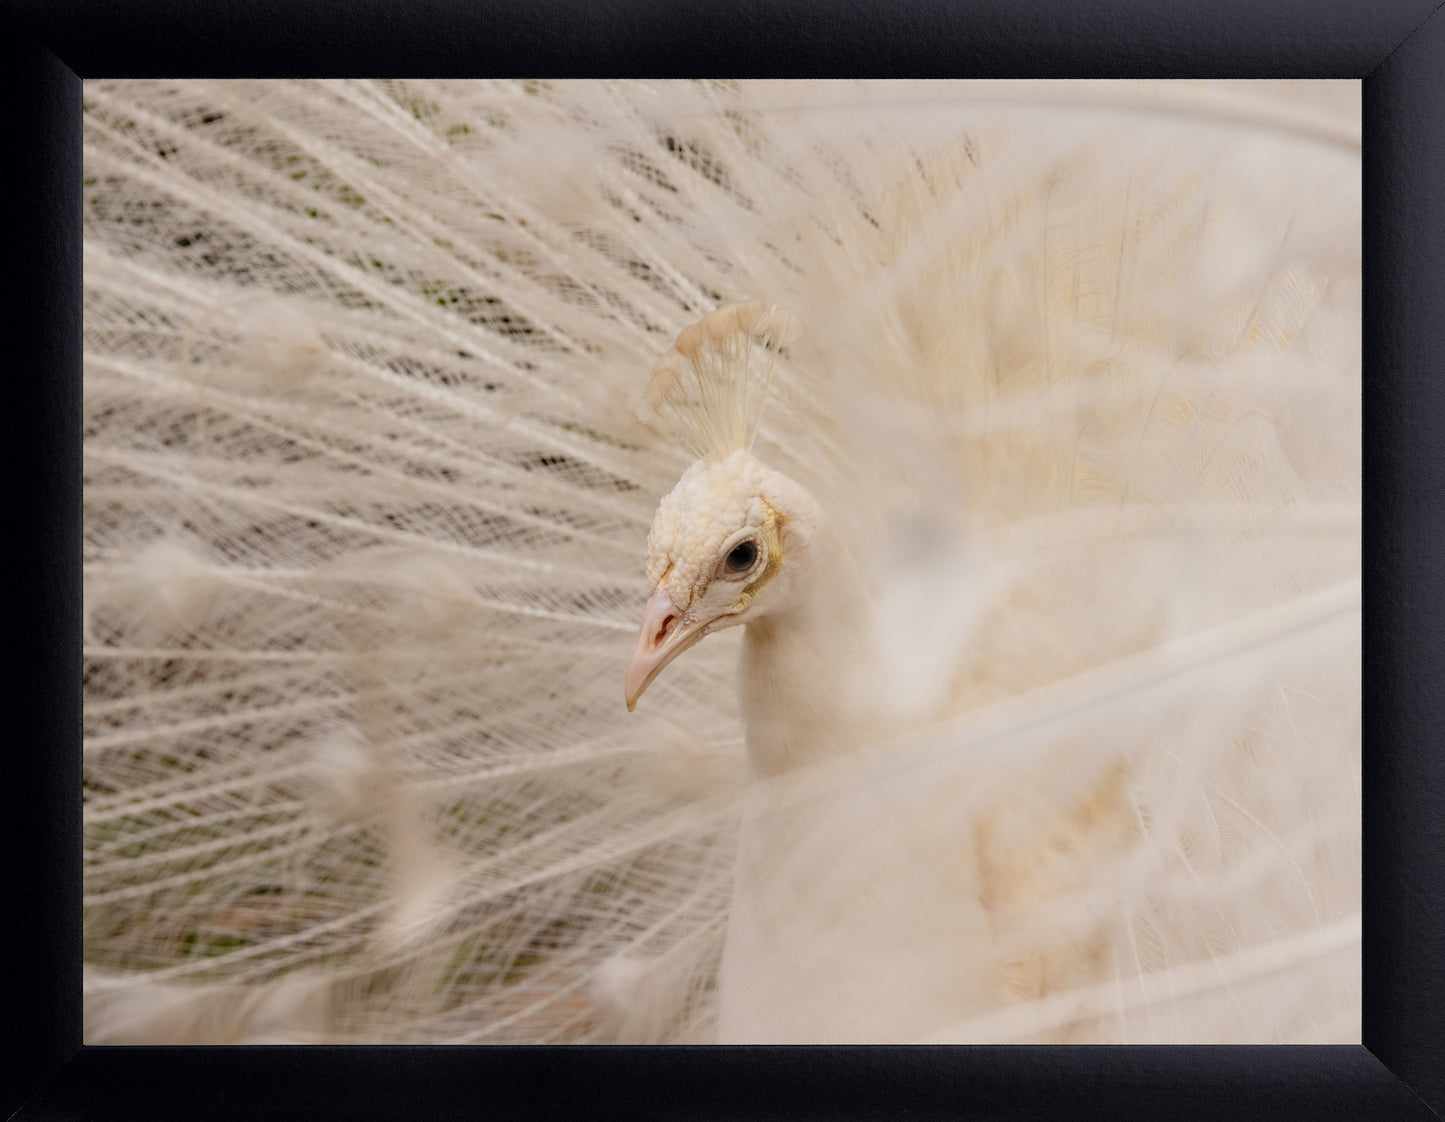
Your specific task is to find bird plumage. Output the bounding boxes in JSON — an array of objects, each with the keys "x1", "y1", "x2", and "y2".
[{"x1": 81, "y1": 79, "x2": 1359, "y2": 1045}]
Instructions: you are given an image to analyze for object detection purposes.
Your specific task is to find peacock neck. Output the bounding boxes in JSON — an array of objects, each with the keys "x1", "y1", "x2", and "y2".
[{"x1": 737, "y1": 523, "x2": 882, "y2": 778}]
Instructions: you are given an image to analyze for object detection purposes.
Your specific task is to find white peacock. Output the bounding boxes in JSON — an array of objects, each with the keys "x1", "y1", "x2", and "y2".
[{"x1": 81, "y1": 79, "x2": 1360, "y2": 1045}]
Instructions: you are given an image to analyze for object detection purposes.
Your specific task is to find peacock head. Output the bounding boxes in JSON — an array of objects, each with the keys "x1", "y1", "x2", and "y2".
[
  {"x1": 624, "y1": 302, "x2": 821, "y2": 712},
  {"x1": 625, "y1": 449, "x2": 824, "y2": 711}
]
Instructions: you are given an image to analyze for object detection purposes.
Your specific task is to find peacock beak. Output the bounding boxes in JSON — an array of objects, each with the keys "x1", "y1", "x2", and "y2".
[{"x1": 625, "y1": 588, "x2": 706, "y2": 711}]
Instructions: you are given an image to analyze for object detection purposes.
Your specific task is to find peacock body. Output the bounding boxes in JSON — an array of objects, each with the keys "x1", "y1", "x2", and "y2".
[{"x1": 81, "y1": 79, "x2": 1360, "y2": 1045}]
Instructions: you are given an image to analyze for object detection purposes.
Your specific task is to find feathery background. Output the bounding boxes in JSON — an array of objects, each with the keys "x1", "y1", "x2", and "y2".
[{"x1": 81, "y1": 79, "x2": 1360, "y2": 1044}]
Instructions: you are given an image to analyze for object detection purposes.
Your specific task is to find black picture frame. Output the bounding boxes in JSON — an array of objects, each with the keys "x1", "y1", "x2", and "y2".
[{"x1": 3, "y1": 2, "x2": 1441, "y2": 1118}]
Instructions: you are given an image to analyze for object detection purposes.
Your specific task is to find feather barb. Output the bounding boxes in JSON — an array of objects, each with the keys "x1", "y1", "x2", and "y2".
[{"x1": 637, "y1": 301, "x2": 791, "y2": 461}]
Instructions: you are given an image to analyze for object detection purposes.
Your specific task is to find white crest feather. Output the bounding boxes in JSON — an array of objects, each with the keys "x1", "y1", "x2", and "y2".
[{"x1": 638, "y1": 300, "x2": 791, "y2": 461}]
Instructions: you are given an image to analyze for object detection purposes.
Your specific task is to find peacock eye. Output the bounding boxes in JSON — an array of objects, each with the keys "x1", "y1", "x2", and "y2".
[{"x1": 725, "y1": 540, "x2": 759, "y2": 574}]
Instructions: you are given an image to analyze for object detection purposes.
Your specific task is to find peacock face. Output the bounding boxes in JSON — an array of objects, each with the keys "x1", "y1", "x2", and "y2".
[{"x1": 625, "y1": 452, "x2": 799, "y2": 711}]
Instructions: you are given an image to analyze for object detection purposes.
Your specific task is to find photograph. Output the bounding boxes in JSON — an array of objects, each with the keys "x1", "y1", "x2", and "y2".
[{"x1": 79, "y1": 78, "x2": 1361, "y2": 1047}]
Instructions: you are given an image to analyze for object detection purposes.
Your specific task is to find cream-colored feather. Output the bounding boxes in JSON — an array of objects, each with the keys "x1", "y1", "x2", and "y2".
[{"x1": 639, "y1": 300, "x2": 790, "y2": 461}]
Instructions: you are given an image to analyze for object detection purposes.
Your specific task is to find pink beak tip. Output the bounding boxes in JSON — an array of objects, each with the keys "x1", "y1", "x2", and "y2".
[{"x1": 625, "y1": 588, "x2": 690, "y2": 712}]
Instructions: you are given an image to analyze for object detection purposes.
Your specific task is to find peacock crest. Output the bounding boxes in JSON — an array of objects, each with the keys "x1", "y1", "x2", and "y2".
[{"x1": 638, "y1": 300, "x2": 792, "y2": 462}]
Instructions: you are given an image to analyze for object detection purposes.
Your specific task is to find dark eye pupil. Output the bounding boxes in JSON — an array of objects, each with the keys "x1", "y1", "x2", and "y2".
[{"x1": 726, "y1": 541, "x2": 758, "y2": 572}]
